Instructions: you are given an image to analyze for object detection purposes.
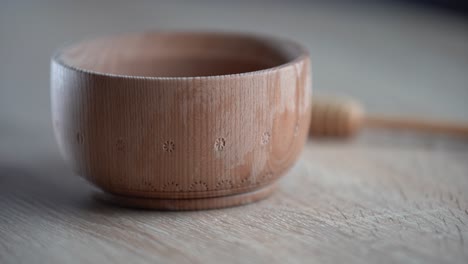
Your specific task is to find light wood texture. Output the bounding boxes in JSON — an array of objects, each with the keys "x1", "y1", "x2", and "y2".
[
  {"x1": 2, "y1": 1, "x2": 468, "y2": 263},
  {"x1": 310, "y1": 96, "x2": 468, "y2": 137},
  {"x1": 365, "y1": 115, "x2": 468, "y2": 136},
  {"x1": 51, "y1": 32, "x2": 311, "y2": 209},
  {"x1": 1, "y1": 132, "x2": 468, "y2": 264}
]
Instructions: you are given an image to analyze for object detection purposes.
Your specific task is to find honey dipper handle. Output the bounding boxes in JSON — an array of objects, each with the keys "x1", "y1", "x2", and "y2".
[{"x1": 364, "y1": 115, "x2": 468, "y2": 136}]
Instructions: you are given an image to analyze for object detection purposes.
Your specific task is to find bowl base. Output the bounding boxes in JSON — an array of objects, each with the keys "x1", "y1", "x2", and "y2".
[{"x1": 95, "y1": 183, "x2": 277, "y2": 210}]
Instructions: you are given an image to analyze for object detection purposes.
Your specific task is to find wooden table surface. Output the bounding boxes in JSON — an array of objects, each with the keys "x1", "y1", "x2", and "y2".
[{"x1": 1, "y1": 1, "x2": 467, "y2": 263}]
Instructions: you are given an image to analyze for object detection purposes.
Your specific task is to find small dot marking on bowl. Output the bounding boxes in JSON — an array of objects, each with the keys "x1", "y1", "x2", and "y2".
[
  {"x1": 163, "y1": 140, "x2": 175, "y2": 152},
  {"x1": 261, "y1": 132, "x2": 271, "y2": 145},
  {"x1": 294, "y1": 123, "x2": 300, "y2": 137},
  {"x1": 115, "y1": 138, "x2": 125, "y2": 152},
  {"x1": 214, "y1": 138, "x2": 226, "y2": 151},
  {"x1": 190, "y1": 181, "x2": 208, "y2": 191},
  {"x1": 215, "y1": 179, "x2": 233, "y2": 190}
]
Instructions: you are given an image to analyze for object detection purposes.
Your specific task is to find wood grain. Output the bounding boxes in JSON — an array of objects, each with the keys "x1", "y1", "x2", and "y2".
[
  {"x1": 1, "y1": 131, "x2": 467, "y2": 264},
  {"x1": 51, "y1": 32, "x2": 311, "y2": 209},
  {"x1": 310, "y1": 96, "x2": 468, "y2": 137},
  {"x1": 1, "y1": 1, "x2": 468, "y2": 263}
]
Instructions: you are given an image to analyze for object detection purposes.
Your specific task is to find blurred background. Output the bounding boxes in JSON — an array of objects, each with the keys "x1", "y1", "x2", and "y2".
[{"x1": 0, "y1": 0, "x2": 467, "y2": 161}]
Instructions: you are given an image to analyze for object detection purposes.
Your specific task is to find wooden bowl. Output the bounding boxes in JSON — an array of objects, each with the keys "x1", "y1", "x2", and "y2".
[{"x1": 51, "y1": 32, "x2": 311, "y2": 210}]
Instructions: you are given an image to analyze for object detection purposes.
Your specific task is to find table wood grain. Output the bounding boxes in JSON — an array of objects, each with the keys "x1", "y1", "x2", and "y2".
[
  {"x1": 1, "y1": 1, "x2": 467, "y2": 263},
  {"x1": 1, "y1": 131, "x2": 468, "y2": 263}
]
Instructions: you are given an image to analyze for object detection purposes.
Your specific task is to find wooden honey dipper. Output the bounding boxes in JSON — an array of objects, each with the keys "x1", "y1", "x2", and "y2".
[{"x1": 310, "y1": 96, "x2": 468, "y2": 137}]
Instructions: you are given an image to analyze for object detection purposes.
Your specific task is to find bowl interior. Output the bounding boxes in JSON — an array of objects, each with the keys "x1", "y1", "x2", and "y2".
[{"x1": 58, "y1": 32, "x2": 304, "y2": 78}]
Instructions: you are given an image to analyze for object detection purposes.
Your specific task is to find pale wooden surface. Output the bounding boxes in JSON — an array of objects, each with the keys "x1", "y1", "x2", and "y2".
[
  {"x1": 1, "y1": 1, "x2": 468, "y2": 263},
  {"x1": 51, "y1": 32, "x2": 311, "y2": 209}
]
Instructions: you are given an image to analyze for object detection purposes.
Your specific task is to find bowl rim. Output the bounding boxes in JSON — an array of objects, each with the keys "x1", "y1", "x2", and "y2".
[{"x1": 51, "y1": 30, "x2": 310, "y2": 81}]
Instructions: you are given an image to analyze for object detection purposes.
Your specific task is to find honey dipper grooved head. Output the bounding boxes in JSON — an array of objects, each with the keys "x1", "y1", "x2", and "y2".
[{"x1": 310, "y1": 96, "x2": 364, "y2": 137}]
